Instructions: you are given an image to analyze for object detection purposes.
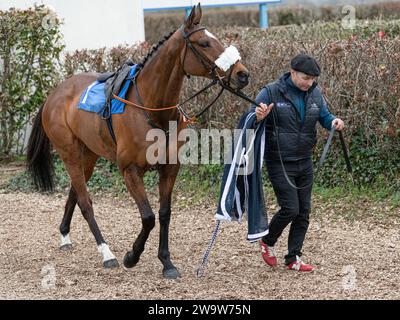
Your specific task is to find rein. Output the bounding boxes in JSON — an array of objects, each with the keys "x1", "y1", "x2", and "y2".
[{"x1": 112, "y1": 77, "x2": 223, "y2": 125}]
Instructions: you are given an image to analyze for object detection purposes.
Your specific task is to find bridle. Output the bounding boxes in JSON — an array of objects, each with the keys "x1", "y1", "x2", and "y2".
[
  {"x1": 180, "y1": 25, "x2": 231, "y2": 83},
  {"x1": 177, "y1": 24, "x2": 240, "y2": 122}
]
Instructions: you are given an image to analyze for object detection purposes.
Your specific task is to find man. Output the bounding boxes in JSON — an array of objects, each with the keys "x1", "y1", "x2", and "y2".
[{"x1": 253, "y1": 53, "x2": 344, "y2": 272}]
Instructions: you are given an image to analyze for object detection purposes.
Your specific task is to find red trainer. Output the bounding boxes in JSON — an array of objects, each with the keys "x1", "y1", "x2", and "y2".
[
  {"x1": 259, "y1": 240, "x2": 277, "y2": 267},
  {"x1": 287, "y1": 256, "x2": 315, "y2": 272}
]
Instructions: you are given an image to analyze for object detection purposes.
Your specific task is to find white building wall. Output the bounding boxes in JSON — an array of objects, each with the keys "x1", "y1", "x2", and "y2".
[{"x1": 0, "y1": 0, "x2": 145, "y2": 51}]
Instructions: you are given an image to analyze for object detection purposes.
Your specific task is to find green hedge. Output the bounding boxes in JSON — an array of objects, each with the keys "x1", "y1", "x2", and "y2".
[{"x1": 0, "y1": 5, "x2": 64, "y2": 159}]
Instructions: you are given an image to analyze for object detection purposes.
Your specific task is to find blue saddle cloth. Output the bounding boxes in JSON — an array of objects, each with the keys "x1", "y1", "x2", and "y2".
[{"x1": 78, "y1": 65, "x2": 139, "y2": 115}]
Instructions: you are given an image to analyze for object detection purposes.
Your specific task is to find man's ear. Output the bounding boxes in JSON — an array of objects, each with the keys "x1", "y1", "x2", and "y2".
[
  {"x1": 184, "y1": 6, "x2": 196, "y2": 29},
  {"x1": 193, "y1": 3, "x2": 202, "y2": 25}
]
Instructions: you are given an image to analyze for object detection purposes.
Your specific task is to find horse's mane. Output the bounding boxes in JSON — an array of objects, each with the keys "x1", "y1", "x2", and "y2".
[{"x1": 139, "y1": 30, "x2": 176, "y2": 69}]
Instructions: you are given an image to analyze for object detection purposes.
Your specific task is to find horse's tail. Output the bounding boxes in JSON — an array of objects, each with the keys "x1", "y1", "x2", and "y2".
[{"x1": 27, "y1": 105, "x2": 55, "y2": 192}]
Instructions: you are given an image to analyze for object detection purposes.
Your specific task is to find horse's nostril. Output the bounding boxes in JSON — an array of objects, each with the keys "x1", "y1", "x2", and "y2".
[{"x1": 237, "y1": 71, "x2": 249, "y2": 83}]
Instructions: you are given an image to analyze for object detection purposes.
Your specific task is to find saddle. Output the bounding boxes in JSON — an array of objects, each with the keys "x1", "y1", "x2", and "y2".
[
  {"x1": 97, "y1": 59, "x2": 137, "y2": 120},
  {"x1": 94, "y1": 60, "x2": 139, "y2": 143}
]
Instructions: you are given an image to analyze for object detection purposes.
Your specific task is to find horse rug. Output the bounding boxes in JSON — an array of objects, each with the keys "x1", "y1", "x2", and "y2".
[{"x1": 216, "y1": 110, "x2": 269, "y2": 242}]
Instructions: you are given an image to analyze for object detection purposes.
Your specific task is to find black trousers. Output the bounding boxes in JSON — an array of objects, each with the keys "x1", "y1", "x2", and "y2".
[{"x1": 262, "y1": 158, "x2": 313, "y2": 265}]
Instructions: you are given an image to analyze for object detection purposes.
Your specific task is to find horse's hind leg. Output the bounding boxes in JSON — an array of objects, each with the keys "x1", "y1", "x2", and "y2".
[
  {"x1": 121, "y1": 165, "x2": 155, "y2": 269},
  {"x1": 59, "y1": 187, "x2": 77, "y2": 250},
  {"x1": 158, "y1": 164, "x2": 181, "y2": 279},
  {"x1": 57, "y1": 144, "x2": 119, "y2": 268},
  {"x1": 59, "y1": 148, "x2": 98, "y2": 251}
]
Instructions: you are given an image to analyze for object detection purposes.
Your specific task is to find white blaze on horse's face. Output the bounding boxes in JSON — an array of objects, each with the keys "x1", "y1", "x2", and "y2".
[
  {"x1": 205, "y1": 29, "x2": 217, "y2": 40},
  {"x1": 215, "y1": 45, "x2": 242, "y2": 72}
]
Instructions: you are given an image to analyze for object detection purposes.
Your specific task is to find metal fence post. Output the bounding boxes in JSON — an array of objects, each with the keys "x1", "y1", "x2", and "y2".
[{"x1": 259, "y1": 3, "x2": 269, "y2": 29}]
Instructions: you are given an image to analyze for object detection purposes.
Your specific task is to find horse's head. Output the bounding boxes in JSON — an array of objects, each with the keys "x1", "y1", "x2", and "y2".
[{"x1": 179, "y1": 4, "x2": 249, "y2": 90}]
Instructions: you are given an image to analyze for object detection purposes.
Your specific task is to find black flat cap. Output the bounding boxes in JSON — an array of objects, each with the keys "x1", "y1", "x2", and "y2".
[{"x1": 290, "y1": 53, "x2": 321, "y2": 76}]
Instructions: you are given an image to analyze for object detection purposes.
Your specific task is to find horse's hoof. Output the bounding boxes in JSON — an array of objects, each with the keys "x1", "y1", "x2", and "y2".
[
  {"x1": 163, "y1": 268, "x2": 181, "y2": 279},
  {"x1": 60, "y1": 244, "x2": 73, "y2": 251},
  {"x1": 123, "y1": 252, "x2": 138, "y2": 269},
  {"x1": 103, "y1": 259, "x2": 119, "y2": 269}
]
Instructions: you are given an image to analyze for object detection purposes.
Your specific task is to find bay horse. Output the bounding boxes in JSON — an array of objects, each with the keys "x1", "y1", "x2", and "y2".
[{"x1": 27, "y1": 4, "x2": 249, "y2": 278}]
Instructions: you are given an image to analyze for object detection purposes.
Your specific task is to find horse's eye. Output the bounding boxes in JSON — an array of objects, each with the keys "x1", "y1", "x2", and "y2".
[{"x1": 198, "y1": 40, "x2": 210, "y2": 48}]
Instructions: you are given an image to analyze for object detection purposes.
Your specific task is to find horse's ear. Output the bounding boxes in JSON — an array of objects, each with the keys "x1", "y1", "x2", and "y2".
[
  {"x1": 184, "y1": 5, "x2": 196, "y2": 29},
  {"x1": 193, "y1": 3, "x2": 202, "y2": 25}
]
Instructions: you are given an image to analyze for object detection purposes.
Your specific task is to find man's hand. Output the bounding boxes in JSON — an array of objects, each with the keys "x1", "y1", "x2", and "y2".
[
  {"x1": 332, "y1": 118, "x2": 344, "y2": 131},
  {"x1": 256, "y1": 103, "x2": 274, "y2": 123}
]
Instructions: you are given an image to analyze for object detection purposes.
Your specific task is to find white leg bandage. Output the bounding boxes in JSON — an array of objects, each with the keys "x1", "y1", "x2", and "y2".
[
  {"x1": 60, "y1": 234, "x2": 72, "y2": 247},
  {"x1": 97, "y1": 243, "x2": 116, "y2": 262}
]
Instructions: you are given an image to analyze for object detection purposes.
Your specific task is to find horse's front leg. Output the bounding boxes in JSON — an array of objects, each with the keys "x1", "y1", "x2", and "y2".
[
  {"x1": 122, "y1": 164, "x2": 155, "y2": 269},
  {"x1": 158, "y1": 164, "x2": 181, "y2": 279}
]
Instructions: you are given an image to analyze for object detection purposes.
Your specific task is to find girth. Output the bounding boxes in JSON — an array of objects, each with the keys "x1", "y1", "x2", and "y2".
[{"x1": 97, "y1": 60, "x2": 136, "y2": 144}]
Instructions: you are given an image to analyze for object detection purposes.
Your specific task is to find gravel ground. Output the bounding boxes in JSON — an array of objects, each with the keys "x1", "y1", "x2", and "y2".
[{"x1": 0, "y1": 165, "x2": 399, "y2": 300}]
